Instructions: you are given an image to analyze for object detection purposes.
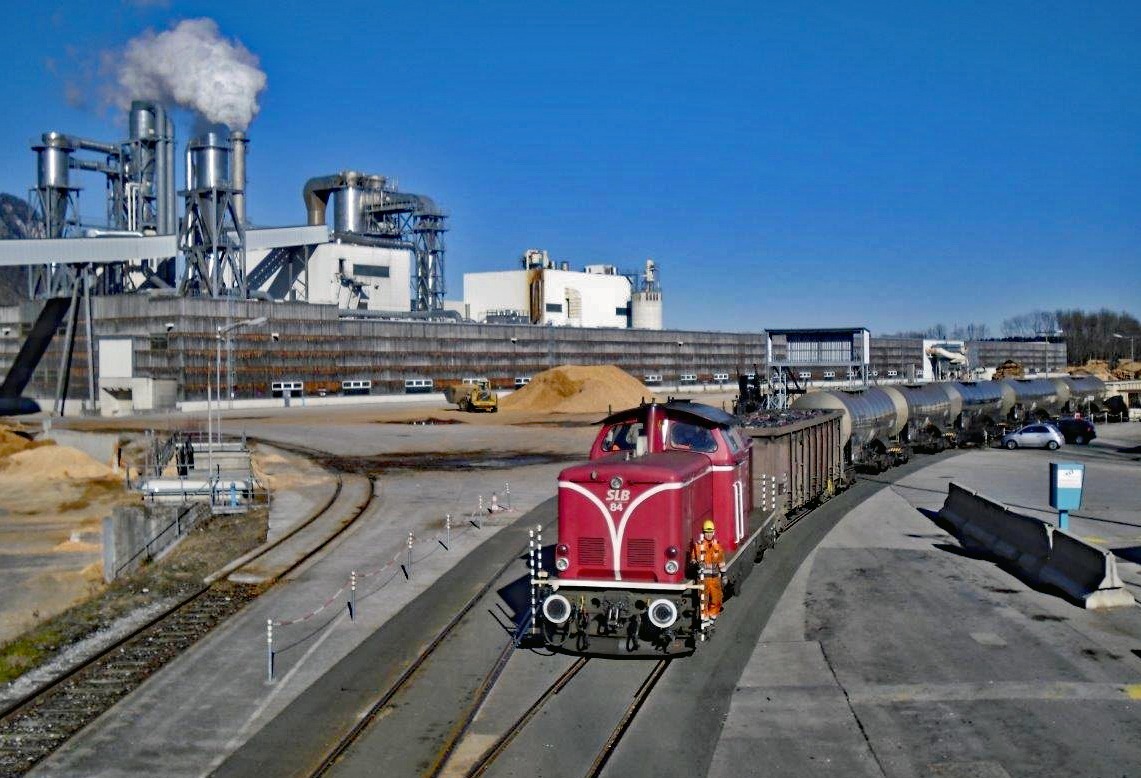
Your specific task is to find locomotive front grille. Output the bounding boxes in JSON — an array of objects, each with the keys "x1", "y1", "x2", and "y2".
[
  {"x1": 579, "y1": 537, "x2": 606, "y2": 565},
  {"x1": 626, "y1": 538, "x2": 655, "y2": 567}
]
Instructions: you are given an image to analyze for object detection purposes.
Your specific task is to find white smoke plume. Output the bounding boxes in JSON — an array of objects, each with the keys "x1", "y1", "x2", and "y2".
[{"x1": 115, "y1": 18, "x2": 267, "y2": 130}]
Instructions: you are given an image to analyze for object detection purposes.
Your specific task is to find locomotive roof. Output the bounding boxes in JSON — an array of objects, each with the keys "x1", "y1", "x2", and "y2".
[
  {"x1": 599, "y1": 400, "x2": 738, "y2": 429},
  {"x1": 561, "y1": 451, "x2": 712, "y2": 483}
]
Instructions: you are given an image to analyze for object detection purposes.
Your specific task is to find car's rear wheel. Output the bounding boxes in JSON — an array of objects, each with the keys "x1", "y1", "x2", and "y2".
[
  {"x1": 1005, "y1": 440, "x2": 1017, "y2": 450},
  {"x1": 1074, "y1": 435, "x2": 1085, "y2": 445},
  {"x1": 1047, "y1": 440, "x2": 1059, "y2": 450}
]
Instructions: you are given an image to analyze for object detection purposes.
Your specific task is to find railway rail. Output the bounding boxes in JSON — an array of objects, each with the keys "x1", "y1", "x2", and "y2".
[
  {"x1": 0, "y1": 471, "x2": 375, "y2": 776},
  {"x1": 462, "y1": 657, "x2": 671, "y2": 778},
  {"x1": 306, "y1": 525, "x2": 544, "y2": 777}
]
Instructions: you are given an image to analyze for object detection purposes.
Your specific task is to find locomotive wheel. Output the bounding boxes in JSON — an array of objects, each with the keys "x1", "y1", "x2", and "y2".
[
  {"x1": 1047, "y1": 440, "x2": 1059, "y2": 450},
  {"x1": 1005, "y1": 440, "x2": 1018, "y2": 450}
]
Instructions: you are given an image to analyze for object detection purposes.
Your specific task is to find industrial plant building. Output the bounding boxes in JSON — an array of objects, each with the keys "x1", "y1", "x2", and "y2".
[
  {"x1": 0, "y1": 100, "x2": 1066, "y2": 415},
  {"x1": 463, "y1": 250, "x2": 662, "y2": 329}
]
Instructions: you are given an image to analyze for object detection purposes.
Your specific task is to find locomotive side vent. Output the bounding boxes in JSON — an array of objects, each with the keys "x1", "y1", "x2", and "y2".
[
  {"x1": 627, "y1": 538, "x2": 656, "y2": 567},
  {"x1": 579, "y1": 537, "x2": 606, "y2": 565}
]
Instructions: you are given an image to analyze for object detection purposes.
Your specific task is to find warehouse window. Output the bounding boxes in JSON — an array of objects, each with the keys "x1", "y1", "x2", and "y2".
[
  {"x1": 353, "y1": 264, "x2": 390, "y2": 278},
  {"x1": 150, "y1": 335, "x2": 169, "y2": 351},
  {"x1": 615, "y1": 306, "x2": 629, "y2": 316},
  {"x1": 546, "y1": 303, "x2": 563, "y2": 313}
]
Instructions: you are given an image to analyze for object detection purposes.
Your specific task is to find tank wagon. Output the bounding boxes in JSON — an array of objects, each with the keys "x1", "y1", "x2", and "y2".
[
  {"x1": 789, "y1": 377, "x2": 1108, "y2": 469},
  {"x1": 1055, "y1": 375, "x2": 1108, "y2": 414},
  {"x1": 791, "y1": 387, "x2": 908, "y2": 471},
  {"x1": 1001, "y1": 378, "x2": 1062, "y2": 423},
  {"x1": 943, "y1": 380, "x2": 1009, "y2": 445},
  {"x1": 532, "y1": 401, "x2": 845, "y2": 656}
]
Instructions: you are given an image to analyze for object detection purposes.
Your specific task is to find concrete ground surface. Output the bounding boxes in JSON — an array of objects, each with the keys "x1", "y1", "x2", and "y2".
[
  {"x1": 20, "y1": 408, "x2": 1141, "y2": 777},
  {"x1": 711, "y1": 423, "x2": 1141, "y2": 778},
  {"x1": 30, "y1": 418, "x2": 595, "y2": 777}
]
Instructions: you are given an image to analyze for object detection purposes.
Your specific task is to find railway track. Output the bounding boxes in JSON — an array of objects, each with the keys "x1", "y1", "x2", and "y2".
[
  {"x1": 460, "y1": 657, "x2": 671, "y2": 778},
  {"x1": 0, "y1": 470, "x2": 375, "y2": 776},
  {"x1": 306, "y1": 525, "x2": 542, "y2": 777}
]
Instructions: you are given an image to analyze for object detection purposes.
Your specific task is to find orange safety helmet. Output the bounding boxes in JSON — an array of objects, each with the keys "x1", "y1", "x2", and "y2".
[{"x1": 702, "y1": 519, "x2": 715, "y2": 533}]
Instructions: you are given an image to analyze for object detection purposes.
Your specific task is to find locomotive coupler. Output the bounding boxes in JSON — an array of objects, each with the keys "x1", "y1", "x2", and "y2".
[{"x1": 598, "y1": 600, "x2": 626, "y2": 634}]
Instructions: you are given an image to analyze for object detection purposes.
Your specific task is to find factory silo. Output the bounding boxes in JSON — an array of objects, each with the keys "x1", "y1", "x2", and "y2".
[{"x1": 630, "y1": 258, "x2": 663, "y2": 330}]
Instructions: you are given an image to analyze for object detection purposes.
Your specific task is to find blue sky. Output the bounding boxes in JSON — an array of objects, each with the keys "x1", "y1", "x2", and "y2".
[{"x1": 1, "y1": 1, "x2": 1138, "y2": 334}]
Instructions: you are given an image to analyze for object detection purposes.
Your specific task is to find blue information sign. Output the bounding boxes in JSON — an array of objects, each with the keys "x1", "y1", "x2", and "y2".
[{"x1": 1049, "y1": 462, "x2": 1084, "y2": 531}]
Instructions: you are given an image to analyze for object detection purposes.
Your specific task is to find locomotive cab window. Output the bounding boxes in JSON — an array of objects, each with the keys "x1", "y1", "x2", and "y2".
[
  {"x1": 668, "y1": 422, "x2": 717, "y2": 453},
  {"x1": 602, "y1": 422, "x2": 642, "y2": 452},
  {"x1": 723, "y1": 426, "x2": 746, "y2": 454}
]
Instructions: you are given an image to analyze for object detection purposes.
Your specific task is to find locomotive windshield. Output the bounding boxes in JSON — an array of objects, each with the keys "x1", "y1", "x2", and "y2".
[
  {"x1": 602, "y1": 421, "x2": 643, "y2": 452},
  {"x1": 667, "y1": 421, "x2": 717, "y2": 453}
]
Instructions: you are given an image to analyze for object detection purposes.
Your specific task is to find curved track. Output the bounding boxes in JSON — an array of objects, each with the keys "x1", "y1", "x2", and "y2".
[{"x1": 0, "y1": 470, "x2": 375, "y2": 776}]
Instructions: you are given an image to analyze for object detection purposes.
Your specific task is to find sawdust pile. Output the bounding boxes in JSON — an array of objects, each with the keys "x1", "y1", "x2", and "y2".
[
  {"x1": 1, "y1": 445, "x2": 115, "y2": 481},
  {"x1": 0, "y1": 427, "x2": 53, "y2": 460},
  {"x1": 1066, "y1": 359, "x2": 1141, "y2": 381},
  {"x1": 1067, "y1": 360, "x2": 1112, "y2": 380},
  {"x1": 500, "y1": 365, "x2": 653, "y2": 414}
]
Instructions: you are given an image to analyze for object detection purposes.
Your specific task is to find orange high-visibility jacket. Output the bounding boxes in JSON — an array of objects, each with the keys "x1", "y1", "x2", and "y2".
[{"x1": 690, "y1": 536, "x2": 726, "y2": 577}]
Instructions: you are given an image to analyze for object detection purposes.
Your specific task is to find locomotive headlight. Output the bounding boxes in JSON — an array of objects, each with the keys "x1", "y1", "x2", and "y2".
[
  {"x1": 542, "y1": 593, "x2": 572, "y2": 625},
  {"x1": 555, "y1": 557, "x2": 569, "y2": 571},
  {"x1": 665, "y1": 546, "x2": 679, "y2": 559},
  {"x1": 664, "y1": 559, "x2": 679, "y2": 575},
  {"x1": 555, "y1": 543, "x2": 570, "y2": 571},
  {"x1": 647, "y1": 598, "x2": 678, "y2": 629}
]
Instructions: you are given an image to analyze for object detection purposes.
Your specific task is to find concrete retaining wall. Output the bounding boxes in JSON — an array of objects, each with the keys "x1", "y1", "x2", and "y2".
[
  {"x1": 102, "y1": 503, "x2": 211, "y2": 582},
  {"x1": 938, "y1": 482, "x2": 1134, "y2": 609},
  {"x1": 42, "y1": 428, "x2": 122, "y2": 471}
]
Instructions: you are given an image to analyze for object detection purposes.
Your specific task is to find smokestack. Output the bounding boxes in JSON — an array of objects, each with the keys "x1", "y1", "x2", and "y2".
[
  {"x1": 230, "y1": 130, "x2": 247, "y2": 227},
  {"x1": 163, "y1": 111, "x2": 176, "y2": 233}
]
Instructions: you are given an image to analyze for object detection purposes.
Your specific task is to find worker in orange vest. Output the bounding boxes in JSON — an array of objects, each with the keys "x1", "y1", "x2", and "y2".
[{"x1": 690, "y1": 519, "x2": 727, "y2": 622}]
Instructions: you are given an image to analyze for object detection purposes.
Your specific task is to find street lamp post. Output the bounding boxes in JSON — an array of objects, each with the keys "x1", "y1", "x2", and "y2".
[
  {"x1": 213, "y1": 316, "x2": 268, "y2": 446},
  {"x1": 1113, "y1": 333, "x2": 1137, "y2": 363}
]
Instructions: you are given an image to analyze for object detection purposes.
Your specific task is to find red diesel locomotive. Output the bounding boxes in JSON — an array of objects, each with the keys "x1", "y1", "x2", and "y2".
[{"x1": 532, "y1": 400, "x2": 845, "y2": 656}]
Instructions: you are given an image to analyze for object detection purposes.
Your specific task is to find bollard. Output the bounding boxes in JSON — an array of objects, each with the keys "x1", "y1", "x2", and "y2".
[
  {"x1": 698, "y1": 544, "x2": 707, "y2": 642},
  {"x1": 505, "y1": 482, "x2": 512, "y2": 511},
  {"x1": 266, "y1": 619, "x2": 274, "y2": 682},
  {"x1": 529, "y1": 529, "x2": 537, "y2": 637},
  {"x1": 490, "y1": 492, "x2": 499, "y2": 513},
  {"x1": 446, "y1": 513, "x2": 452, "y2": 545},
  {"x1": 349, "y1": 570, "x2": 357, "y2": 621},
  {"x1": 535, "y1": 524, "x2": 543, "y2": 579},
  {"x1": 407, "y1": 532, "x2": 414, "y2": 577}
]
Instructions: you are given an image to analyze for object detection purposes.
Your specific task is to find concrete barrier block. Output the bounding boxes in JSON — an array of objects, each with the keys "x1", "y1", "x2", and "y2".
[
  {"x1": 1040, "y1": 530, "x2": 1136, "y2": 609},
  {"x1": 938, "y1": 483, "x2": 977, "y2": 531},
  {"x1": 939, "y1": 482, "x2": 1133, "y2": 609},
  {"x1": 939, "y1": 483, "x2": 1052, "y2": 576}
]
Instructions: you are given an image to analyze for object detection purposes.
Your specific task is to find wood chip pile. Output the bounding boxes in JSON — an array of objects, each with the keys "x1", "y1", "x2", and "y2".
[{"x1": 499, "y1": 364, "x2": 654, "y2": 414}]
